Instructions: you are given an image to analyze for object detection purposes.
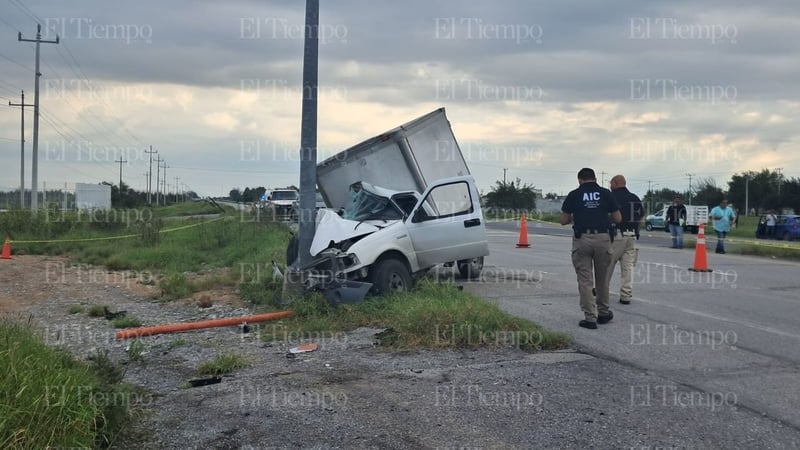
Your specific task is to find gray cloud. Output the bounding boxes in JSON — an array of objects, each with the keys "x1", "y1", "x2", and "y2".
[{"x1": 0, "y1": 0, "x2": 798, "y2": 196}]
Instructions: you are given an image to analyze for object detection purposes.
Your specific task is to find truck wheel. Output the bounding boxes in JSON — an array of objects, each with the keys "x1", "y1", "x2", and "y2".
[
  {"x1": 645, "y1": 223, "x2": 653, "y2": 231},
  {"x1": 371, "y1": 258, "x2": 412, "y2": 294},
  {"x1": 457, "y1": 256, "x2": 484, "y2": 279}
]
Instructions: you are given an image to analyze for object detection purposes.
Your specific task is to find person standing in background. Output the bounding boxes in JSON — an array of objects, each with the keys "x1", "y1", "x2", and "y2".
[
  {"x1": 710, "y1": 199, "x2": 736, "y2": 254},
  {"x1": 607, "y1": 175, "x2": 644, "y2": 305},
  {"x1": 666, "y1": 196, "x2": 687, "y2": 249},
  {"x1": 766, "y1": 211, "x2": 778, "y2": 238}
]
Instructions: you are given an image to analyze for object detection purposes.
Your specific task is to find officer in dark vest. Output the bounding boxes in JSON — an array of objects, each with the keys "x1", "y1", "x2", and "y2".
[
  {"x1": 561, "y1": 168, "x2": 621, "y2": 329},
  {"x1": 607, "y1": 174, "x2": 644, "y2": 305}
]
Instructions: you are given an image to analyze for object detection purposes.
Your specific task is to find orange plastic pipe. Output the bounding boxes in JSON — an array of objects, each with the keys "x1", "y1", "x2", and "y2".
[{"x1": 115, "y1": 311, "x2": 294, "y2": 339}]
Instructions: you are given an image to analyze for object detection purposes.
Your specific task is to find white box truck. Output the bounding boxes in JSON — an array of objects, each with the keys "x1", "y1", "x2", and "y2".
[
  {"x1": 645, "y1": 203, "x2": 708, "y2": 234},
  {"x1": 300, "y1": 108, "x2": 489, "y2": 296}
]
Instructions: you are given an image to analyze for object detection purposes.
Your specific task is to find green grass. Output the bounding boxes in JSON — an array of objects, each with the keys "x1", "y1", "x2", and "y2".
[
  {"x1": 483, "y1": 209, "x2": 561, "y2": 224},
  {"x1": 149, "y1": 201, "x2": 229, "y2": 218},
  {"x1": 261, "y1": 282, "x2": 570, "y2": 351},
  {"x1": 197, "y1": 354, "x2": 250, "y2": 376},
  {"x1": 126, "y1": 340, "x2": 146, "y2": 363},
  {"x1": 87, "y1": 305, "x2": 107, "y2": 317},
  {"x1": 111, "y1": 315, "x2": 143, "y2": 329},
  {"x1": 0, "y1": 319, "x2": 132, "y2": 449},
  {"x1": 7, "y1": 207, "x2": 290, "y2": 301},
  {"x1": 727, "y1": 215, "x2": 759, "y2": 239},
  {"x1": 67, "y1": 305, "x2": 84, "y2": 314},
  {"x1": 167, "y1": 338, "x2": 187, "y2": 349}
]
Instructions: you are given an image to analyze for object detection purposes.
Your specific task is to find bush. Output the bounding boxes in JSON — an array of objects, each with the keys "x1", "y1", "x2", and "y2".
[{"x1": 159, "y1": 273, "x2": 192, "y2": 300}]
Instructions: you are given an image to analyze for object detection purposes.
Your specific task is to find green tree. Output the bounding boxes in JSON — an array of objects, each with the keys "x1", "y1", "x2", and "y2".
[
  {"x1": 484, "y1": 178, "x2": 536, "y2": 211},
  {"x1": 728, "y1": 169, "x2": 782, "y2": 213},
  {"x1": 642, "y1": 187, "x2": 682, "y2": 213},
  {"x1": 692, "y1": 177, "x2": 725, "y2": 208}
]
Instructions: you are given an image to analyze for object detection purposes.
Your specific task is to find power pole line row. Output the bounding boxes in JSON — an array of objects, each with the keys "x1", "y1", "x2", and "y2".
[
  {"x1": 155, "y1": 155, "x2": 164, "y2": 205},
  {"x1": 17, "y1": 25, "x2": 59, "y2": 210},
  {"x1": 144, "y1": 146, "x2": 157, "y2": 204},
  {"x1": 8, "y1": 90, "x2": 33, "y2": 208},
  {"x1": 114, "y1": 157, "x2": 127, "y2": 192}
]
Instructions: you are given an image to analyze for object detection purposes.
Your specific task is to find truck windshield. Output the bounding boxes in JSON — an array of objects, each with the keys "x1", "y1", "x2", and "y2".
[
  {"x1": 271, "y1": 191, "x2": 298, "y2": 201},
  {"x1": 344, "y1": 185, "x2": 403, "y2": 221}
]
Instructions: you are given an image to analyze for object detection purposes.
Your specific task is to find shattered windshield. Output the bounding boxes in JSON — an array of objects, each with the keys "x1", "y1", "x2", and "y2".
[{"x1": 343, "y1": 183, "x2": 403, "y2": 221}]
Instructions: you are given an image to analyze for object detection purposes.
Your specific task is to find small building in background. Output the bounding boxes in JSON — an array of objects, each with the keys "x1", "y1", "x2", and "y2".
[{"x1": 75, "y1": 183, "x2": 111, "y2": 209}]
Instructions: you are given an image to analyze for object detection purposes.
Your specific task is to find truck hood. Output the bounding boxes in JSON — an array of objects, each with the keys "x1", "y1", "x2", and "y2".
[{"x1": 311, "y1": 209, "x2": 399, "y2": 256}]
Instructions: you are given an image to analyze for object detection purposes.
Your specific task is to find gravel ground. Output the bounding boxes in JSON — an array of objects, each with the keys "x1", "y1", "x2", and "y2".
[{"x1": 3, "y1": 255, "x2": 800, "y2": 449}]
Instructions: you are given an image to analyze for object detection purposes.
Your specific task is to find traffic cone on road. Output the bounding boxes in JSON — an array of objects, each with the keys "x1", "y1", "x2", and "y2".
[
  {"x1": 688, "y1": 224, "x2": 712, "y2": 272},
  {"x1": 1, "y1": 237, "x2": 11, "y2": 260},
  {"x1": 516, "y1": 213, "x2": 531, "y2": 248}
]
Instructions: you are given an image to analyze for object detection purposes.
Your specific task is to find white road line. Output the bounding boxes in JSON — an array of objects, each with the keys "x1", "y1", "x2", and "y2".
[{"x1": 632, "y1": 296, "x2": 800, "y2": 341}]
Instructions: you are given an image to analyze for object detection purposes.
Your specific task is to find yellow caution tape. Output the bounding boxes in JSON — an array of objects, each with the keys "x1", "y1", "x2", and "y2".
[{"x1": 9, "y1": 217, "x2": 225, "y2": 244}]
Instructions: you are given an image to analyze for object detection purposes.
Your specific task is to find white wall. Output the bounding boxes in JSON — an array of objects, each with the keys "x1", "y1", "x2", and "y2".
[{"x1": 75, "y1": 183, "x2": 111, "y2": 210}]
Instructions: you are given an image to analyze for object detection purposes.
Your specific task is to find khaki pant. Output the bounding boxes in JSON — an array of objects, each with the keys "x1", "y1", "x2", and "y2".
[
  {"x1": 571, "y1": 233, "x2": 612, "y2": 321},
  {"x1": 607, "y1": 235, "x2": 638, "y2": 300}
]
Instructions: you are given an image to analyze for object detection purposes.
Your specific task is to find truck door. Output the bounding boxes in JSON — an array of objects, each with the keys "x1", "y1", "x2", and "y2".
[{"x1": 405, "y1": 176, "x2": 489, "y2": 269}]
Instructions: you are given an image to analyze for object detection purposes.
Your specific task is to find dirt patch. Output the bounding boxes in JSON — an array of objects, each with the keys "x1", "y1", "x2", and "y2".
[{"x1": 3, "y1": 255, "x2": 799, "y2": 449}]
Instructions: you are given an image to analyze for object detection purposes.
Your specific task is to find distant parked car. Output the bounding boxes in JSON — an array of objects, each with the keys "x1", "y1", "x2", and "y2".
[
  {"x1": 645, "y1": 209, "x2": 667, "y2": 231},
  {"x1": 756, "y1": 214, "x2": 800, "y2": 241}
]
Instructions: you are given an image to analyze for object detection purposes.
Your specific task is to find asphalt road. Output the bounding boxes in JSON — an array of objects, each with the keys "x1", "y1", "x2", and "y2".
[{"x1": 464, "y1": 220, "x2": 800, "y2": 441}]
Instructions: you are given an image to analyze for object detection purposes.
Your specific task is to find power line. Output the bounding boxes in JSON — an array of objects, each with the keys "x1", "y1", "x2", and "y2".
[
  {"x1": 0, "y1": 52, "x2": 34, "y2": 71},
  {"x1": 8, "y1": 0, "x2": 42, "y2": 25},
  {"x1": 11, "y1": 0, "x2": 149, "y2": 150}
]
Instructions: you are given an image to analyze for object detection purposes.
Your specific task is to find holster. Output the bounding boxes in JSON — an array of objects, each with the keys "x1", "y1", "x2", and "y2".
[{"x1": 573, "y1": 229, "x2": 582, "y2": 239}]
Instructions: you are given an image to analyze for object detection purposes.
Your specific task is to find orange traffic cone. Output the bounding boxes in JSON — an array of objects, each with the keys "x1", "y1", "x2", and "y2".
[
  {"x1": 688, "y1": 224, "x2": 712, "y2": 272},
  {"x1": 516, "y1": 213, "x2": 530, "y2": 248},
  {"x1": 1, "y1": 237, "x2": 11, "y2": 260}
]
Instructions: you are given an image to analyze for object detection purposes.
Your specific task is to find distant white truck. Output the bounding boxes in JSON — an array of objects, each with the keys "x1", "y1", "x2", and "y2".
[
  {"x1": 265, "y1": 189, "x2": 299, "y2": 221},
  {"x1": 645, "y1": 203, "x2": 708, "y2": 234}
]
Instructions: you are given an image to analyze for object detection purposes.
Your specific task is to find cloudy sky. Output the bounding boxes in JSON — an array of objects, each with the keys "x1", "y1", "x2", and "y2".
[{"x1": 0, "y1": 0, "x2": 798, "y2": 200}]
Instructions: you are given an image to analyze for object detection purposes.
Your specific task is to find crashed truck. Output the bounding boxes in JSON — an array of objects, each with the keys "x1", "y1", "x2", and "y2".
[{"x1": 291, "y1": 108, "x2": 489, "y2": 300}]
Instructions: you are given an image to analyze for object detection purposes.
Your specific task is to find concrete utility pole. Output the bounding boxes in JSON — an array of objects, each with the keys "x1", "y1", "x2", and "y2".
[
  {"x1": 160, "y1": 162, "x2": 168, "y2": 205},
  {"x1": 155, "y1": 155, "x2": 164, "y2": 206},
  {"x1": 503, "y1": 168, "x2": 508, "y2": 184},
  {"x1": 685, "y1": 173, "x2": 695, "y2": 205},
  {"x1": 19, "y1": 25, "x2": 59, "y2": 210},
  {"x1": 646, "y1": 180, "x2": 659, "y2": 213},
  {"x1": 297, "y1": 0, "x2": 320, "y2": 267},
  {"x1": 776, "y1": 167, "x2": 783, "y2": 197},
  {"x1": 8, "y1": 91, "x2": 33, "y2": 209},
  {"x1": 145, "y1": 146, "x2": 157, "y2": 204},
  {"x1": 600, "y1": 171, "x2": 607, "y2": 186},
  {"x1": 114, "y1": 157, "x2": 127, "y2": 192},
  {"x1": 745, "y1": 175, "x2": 750, "y2": 216},
  {"x1": 175, "y1": 177, "x2": 180, "y2": 203}
]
